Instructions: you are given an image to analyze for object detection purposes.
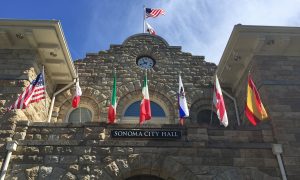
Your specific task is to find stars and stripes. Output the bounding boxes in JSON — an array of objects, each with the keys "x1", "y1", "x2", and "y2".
[
  {"x1": 7, "y1": 72, "x2": 46, "y2": 110},
  {"x1": 146, "y1": 8, "x2": 165, "y2": 18}
]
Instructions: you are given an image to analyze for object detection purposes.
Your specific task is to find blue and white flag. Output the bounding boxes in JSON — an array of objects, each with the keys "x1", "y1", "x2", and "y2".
[{"x1": 178, "y1": 75, "x2": 189, "y2": 124}]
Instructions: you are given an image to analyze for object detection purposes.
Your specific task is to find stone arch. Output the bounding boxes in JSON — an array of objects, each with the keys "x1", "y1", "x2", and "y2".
[
  {"x1": 122, "y1": 33, "x2": 169, "y2": 47},
  {"x1": 190, "y1": 96, "x2": 215, "y2": 124},
  {"x1": 112, "y1": 154, "x2": 198, "y2": 180},
  {"x1": 53, "y1": 86, "x2": 106, "y2": 122},
  {"x1": 126, "y1": 175, "x2": 164, "y2": 180}
]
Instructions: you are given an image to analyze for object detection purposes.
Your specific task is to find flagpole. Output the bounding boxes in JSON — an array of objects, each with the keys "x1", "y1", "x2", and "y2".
[
  {"x1": 210, "y1": 76, "x2": 215, "y2": 126},
  {"x1": 76, "y1": 67, "x2": 81, "y2": 123},
  {"x1": 143, "y1": 5, "x2": 146, "y2": 33},
  {"x1": 42, "y1": 65, "x2": 47, "y2": 114},
  {"x1": 178, "y1": 71, "x2": 181, "y2": 125}
]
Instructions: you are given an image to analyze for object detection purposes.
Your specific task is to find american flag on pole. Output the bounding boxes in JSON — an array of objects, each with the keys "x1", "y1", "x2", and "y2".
[
  {"x1": 7, "y1": 72, "x2": 46, "y2": 110},
  {"x1": 146, "y1": 8, "x2": 165, "y2": 18}
]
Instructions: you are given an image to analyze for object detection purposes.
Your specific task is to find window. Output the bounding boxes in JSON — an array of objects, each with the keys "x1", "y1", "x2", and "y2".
[
  {"x1": 122, "y1": 100, "x2": 167, "y2": 123},
  {"x1": 197, "y1": 109, "x2": 220, "y2": 127},
  {"x1": 68, "y1": 107, "x2": 92, "y2": 123},
  {"x1": 124, "y1": 101, "x2": 166, "y2": 117}
]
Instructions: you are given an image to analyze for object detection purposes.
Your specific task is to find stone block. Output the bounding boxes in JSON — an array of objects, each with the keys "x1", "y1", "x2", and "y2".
[
  {"x1": 25, "y1": 155, "x2": 43, "y2": 163},
  {"x1": 11, "y1": 155, "x2": 24, "y2": 162},
  {"x1": 283, "y1": 156, "x2": 300, "y2": 166},
  {"x1": 26, "y1": 134, "x2": 34, "y2": 140},
  {"x1": 69, "y1": 164, "x2": 80, "y2": 174},
  {"x1": 105, "y1": 161, "x2": 119, "y2": 177},
  {"x1": 285, "y1": 165, "x2": 300, "y2": 175},
  {"x1": 61, "y1": 134, "x2": 75, "y2": 140},
  {"x1": 264, "y1": 158, "x2": 278, "y2": 167},
  {"x1": 25, "y1": 166, "x2": 39, "y2": 179},
  {"x1": 41, "y1": 146, "x2": 54, "y2": 154},
  {"x1": 38, "y1": 166, "x2": 53, "y2": 179},
  {"x1": 60, "y1": 155, "x2": 78, "y2": 164},
  {"x1": 34, "y1": 134, "x2": 42, "y2": 140},
  {"x1": 49, "y1": 167, "x2": 66, "y2": 179},
  {"x1": 45, "y1": 155, "x2": 59, "y2": 164},
  {"x1": 233, "y1": 158, "x2": 265, "y2": 167},
  {"x1": 73, "y1": 146, "x2": 91, "y2": 155},
  {"x1": 187, "y1": 134, "x2": 208, "y2": 141},
  {"x1": 62, "y1": 172, "x2": 76, "y2": 180},
  {"x1": 79, "y1": 155, "x2": 96, "y2": 164},
  {"x1": 24, "y1": 146, "x2": 39, "y2": 154},
  {"x1": 13, "y1": 132, "x2": 26, "y2": 140}
]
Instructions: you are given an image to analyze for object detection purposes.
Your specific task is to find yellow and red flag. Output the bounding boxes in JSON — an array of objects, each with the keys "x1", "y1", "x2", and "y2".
[{"x1": 245, "y1": 74, "x2": 268, "y2": 126}]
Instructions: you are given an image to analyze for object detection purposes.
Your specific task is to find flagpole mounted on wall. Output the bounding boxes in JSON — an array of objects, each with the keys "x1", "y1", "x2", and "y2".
[
  {"x1": 42, "y1": 65, "x2": 47, "y2": 114},
  {"x1": 143, "y1": 5, "x2": 146, "y2": 33}
]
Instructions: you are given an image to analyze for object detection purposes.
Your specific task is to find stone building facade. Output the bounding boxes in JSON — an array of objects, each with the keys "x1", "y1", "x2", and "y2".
[{"x1": 0, "y1": 20, "x2": 298, "y2": 180}]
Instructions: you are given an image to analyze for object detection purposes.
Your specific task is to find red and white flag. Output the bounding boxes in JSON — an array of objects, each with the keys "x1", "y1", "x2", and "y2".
[
  {"x1": 72, "y1": 81, "x2": 82, "y2": 108},
  {"x1": 146, "y1": 22, "x2": 156, "y2": 35},
  {"x1": 140, "y1": 73, "x2": 151, "y2": 124},
  {"x1": 213, "y1": 75, "x2": 228, "y2": 127}
]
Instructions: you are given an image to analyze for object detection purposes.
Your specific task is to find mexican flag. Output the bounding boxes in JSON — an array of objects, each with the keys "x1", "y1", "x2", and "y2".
[
  {"x1": 108, "y1": 72, "x2": 117, "y2": 124},
  {"x1": 140, "y1": 73, "x2": 151, "y2": 124}
]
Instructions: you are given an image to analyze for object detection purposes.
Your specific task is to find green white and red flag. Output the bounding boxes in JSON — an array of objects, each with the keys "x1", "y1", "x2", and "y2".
[
  {"x1": 140, "y1": 73, "x2": 151, "y2": 124},
  {"x1": 108, "y1": 71, "x2": 117, "y2": 124}
]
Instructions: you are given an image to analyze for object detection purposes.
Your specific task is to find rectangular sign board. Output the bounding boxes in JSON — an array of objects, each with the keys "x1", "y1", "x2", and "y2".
[{"x1": 111, "y1": 129, "x2": 181, "y2": 139}]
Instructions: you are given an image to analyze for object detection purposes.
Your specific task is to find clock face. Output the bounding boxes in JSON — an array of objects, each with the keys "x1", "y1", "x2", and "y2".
[{"x1": 136, "y1": 56, "x2": 155, "y2": 69}]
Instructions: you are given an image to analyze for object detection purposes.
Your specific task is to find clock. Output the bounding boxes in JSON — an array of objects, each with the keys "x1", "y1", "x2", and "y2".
[{"x1": 136, "y1": 56, "x2": 155, "y2": 69}]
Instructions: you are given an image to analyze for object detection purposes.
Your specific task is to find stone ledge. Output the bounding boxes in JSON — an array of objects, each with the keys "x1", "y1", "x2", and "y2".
[
  {"x1": 27, "y1": 122, "x2": 188, "y2": 129},
  {"x1": 208, "y1": 142, "x2": 272, "y2": 149},
  {"x1": 17, "y1": 140, "x2": 207, "y2": 147}
]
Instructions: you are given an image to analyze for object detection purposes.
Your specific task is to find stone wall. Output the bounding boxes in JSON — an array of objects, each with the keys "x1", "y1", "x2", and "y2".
[
  {"x1": 0, "y1": 49, "x2": 54, "y2": 123},
  {"x1": 232, "y1": 55, "x2": 300, "y2": 180},
  {"x1": 2, "y1": 121, "x2": 280, "y2": 180},
  {"x1": 53, "y1": 34, "x2": 237, "y2": 127}
]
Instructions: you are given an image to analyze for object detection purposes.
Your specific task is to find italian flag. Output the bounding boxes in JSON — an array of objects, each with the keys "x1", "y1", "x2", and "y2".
[
  {"x1": 140, "y1": 73, "x2": 151, "y2": 124},
  {"x1": 108, "y1": 72, "x2": 117, "y2": 124}
]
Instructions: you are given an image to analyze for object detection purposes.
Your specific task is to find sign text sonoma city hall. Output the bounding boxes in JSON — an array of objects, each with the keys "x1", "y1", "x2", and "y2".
[{"x1": 111, "y1": 130, "x2": 181, "y2": 139}]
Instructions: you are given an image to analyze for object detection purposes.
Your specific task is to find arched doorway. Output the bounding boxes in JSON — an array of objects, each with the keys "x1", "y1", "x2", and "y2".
[{"x1": 126, "y1": 175, "x2": 164, "y2": 180}]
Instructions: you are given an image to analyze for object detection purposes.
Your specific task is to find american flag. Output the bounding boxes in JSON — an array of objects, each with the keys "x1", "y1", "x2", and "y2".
[
  {"x1": 8, "y1": 73, "x2": 46, "y2": 110},
  {"x1": 146, "y1": 8, "x2": 165, "y2": 18}
]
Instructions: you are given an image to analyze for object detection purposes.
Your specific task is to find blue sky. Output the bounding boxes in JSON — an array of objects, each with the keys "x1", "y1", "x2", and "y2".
[{"x1": 1, "y1": 0, "x2": 300, "y2": 64}]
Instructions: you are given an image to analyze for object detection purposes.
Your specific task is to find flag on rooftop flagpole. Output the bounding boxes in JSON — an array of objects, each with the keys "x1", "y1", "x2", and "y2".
[
  {"x1": 245, "y1": 74, "x2": 268, "y2": 126},
  {"x1": 146, "y1": 8, "x2": 165, "y2": 18},
  {"x1": 178, "y1": 75, "x2": 189, "y2": 125},
  {"x1": 140, "y1": 71, "x2": 151, "y2": 124},
  {"x1": 72, "y1": 80, "x2": 82, "y2": 108},
  {"x1": 213, "y1": 75, "x2": 228, "y2": 127},
  {"x1": 108, "y1": 70, "x2": 117, "y2": 124},
  {"x1": 145, "y1": 22, "x2": 156, "y2": 35},
  {"x1": 7, "y1": 72, "x2": 45, "y2": 110}
]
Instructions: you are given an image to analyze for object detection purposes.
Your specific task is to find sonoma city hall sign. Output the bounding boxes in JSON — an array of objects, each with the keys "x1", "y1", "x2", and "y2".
[{"x1": 111, "y1": 129, "x2": 181, "y2": 139}]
